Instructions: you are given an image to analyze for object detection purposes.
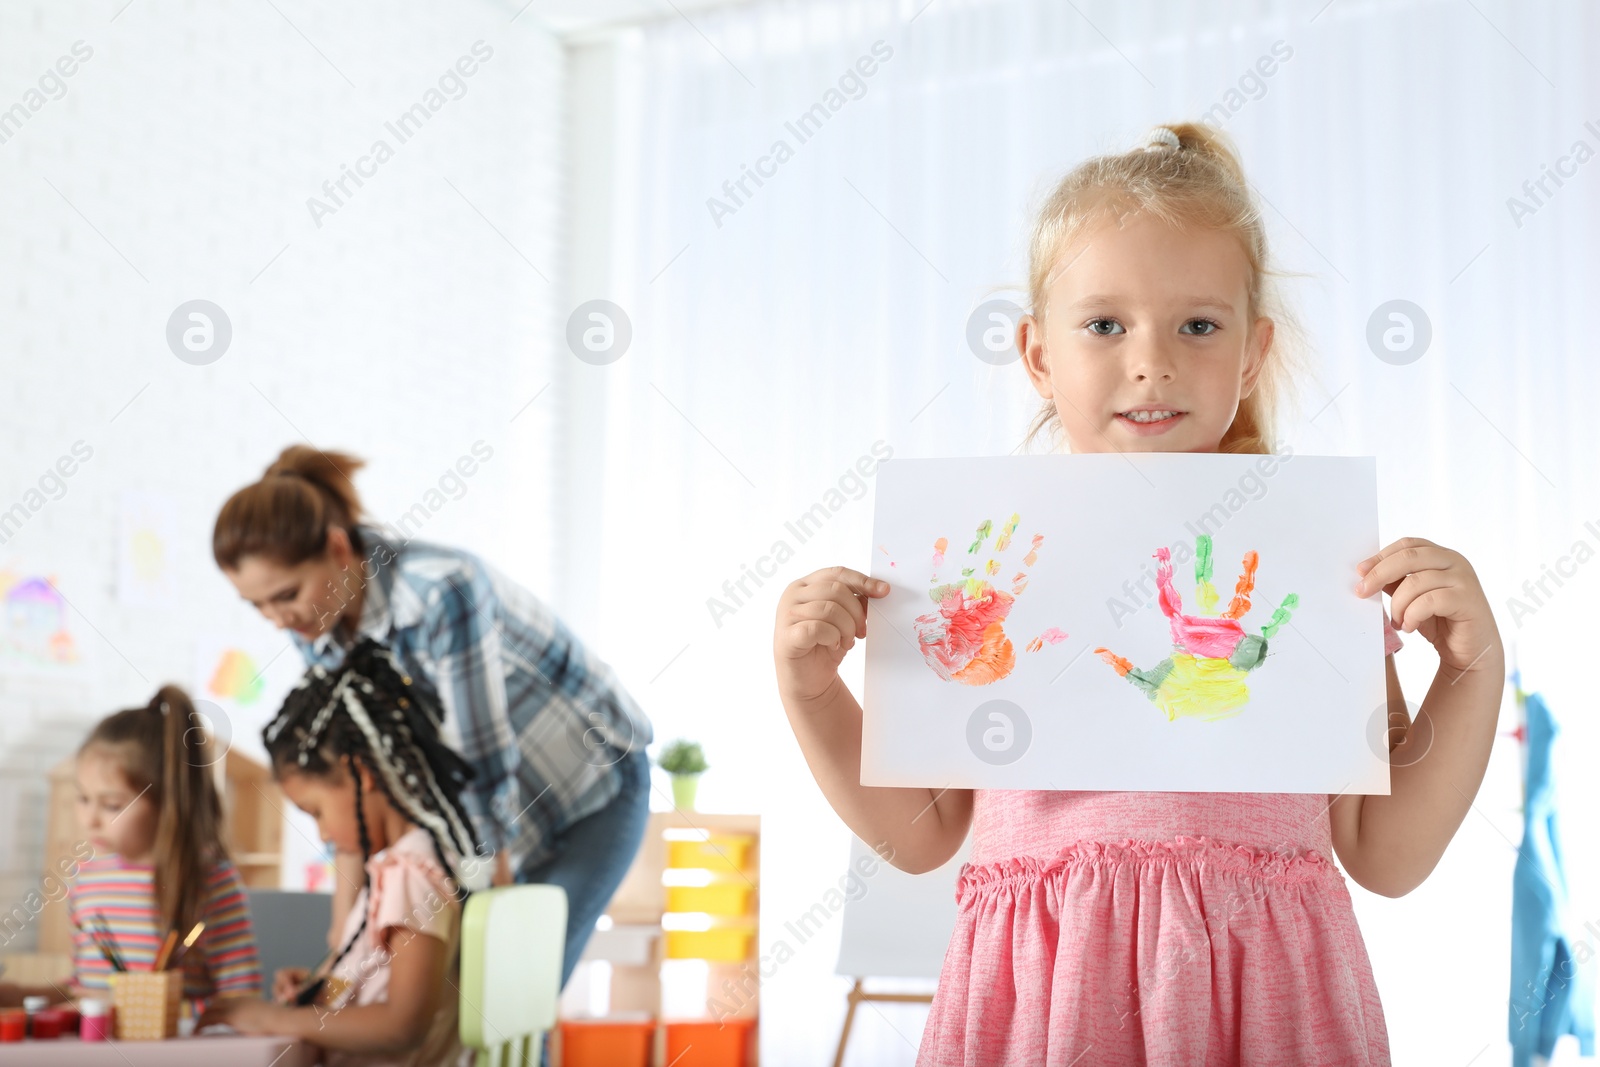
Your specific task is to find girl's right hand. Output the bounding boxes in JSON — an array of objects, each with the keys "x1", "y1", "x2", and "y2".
[
  {"x1": 272, "y1": 967, "x2": 310, "y2": 1004},
  {"x1": 774, "y1": 566, "x2": 891, "y2": 705}
]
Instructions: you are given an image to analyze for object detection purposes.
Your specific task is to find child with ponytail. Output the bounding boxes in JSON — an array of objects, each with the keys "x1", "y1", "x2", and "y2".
[
  {"x1": 201, "y1": 637, "x2": 482, "y2": 1067},
  {"x1": 68, "y1": 686, "x2": 260, "y2": 1004},
  {"x1": 775, "y1": 123, "x2": 1504, "y2": 1064}
]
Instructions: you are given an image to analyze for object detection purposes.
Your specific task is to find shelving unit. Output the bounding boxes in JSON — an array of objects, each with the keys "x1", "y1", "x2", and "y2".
[{"x1": 558, "y1": 810, "x2": 761, "y2": 1067}]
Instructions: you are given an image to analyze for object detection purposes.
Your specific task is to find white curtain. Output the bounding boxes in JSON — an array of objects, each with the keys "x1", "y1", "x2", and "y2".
[{"x1": 571, "y1": 2, "x2": 1600, "y2": 1062}]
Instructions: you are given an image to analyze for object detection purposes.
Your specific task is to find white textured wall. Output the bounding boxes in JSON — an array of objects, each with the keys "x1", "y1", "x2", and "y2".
[{"x1": 0, "y1": 0, "x2": 565, "y2": 949}]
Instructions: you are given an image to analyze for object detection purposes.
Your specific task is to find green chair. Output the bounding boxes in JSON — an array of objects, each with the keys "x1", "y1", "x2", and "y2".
[{"x1": 459, "y1": 884, "x2": 568, "y2": 1067}]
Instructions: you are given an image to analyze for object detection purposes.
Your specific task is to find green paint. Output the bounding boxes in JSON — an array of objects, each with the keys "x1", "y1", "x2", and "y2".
[
  {"x1": 961, "y1": 567, "x2": 974, "y2": 577},
  {"x1": 1195, "y1": 534, "x2": 1214, "y2": 585},
  {"x1": 1260, "y1": 593, "x2": 1300, "y2": 639},
  {"x1": 1229, "y1": 633, "x2": 1268, "y2": 671},
  {"x1": 969, "y1": 519, "x2": 992, "y2": 554},
  {"x1": 1127, "y1": 657, "x2": 1175, "y2": 698}
]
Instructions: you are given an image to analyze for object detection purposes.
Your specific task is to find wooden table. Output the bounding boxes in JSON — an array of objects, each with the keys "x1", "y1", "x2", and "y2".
[{"x1": 0, "y1": 1034, "x2": 315, "y2": 1064}]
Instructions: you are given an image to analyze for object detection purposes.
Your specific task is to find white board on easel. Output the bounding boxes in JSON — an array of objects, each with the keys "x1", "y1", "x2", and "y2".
[{"x1": 834, "y1": 833, "x2": 970, "y2": 980}]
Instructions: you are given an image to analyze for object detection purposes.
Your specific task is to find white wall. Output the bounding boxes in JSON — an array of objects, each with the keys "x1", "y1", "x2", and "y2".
[{"x1": 0, "y1": 0, "x2": 565, "y2": 947}]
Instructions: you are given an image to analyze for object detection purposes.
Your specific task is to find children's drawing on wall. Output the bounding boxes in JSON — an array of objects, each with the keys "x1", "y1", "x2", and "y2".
[
  {"x1": 206, "y1": 647, "x2": 266, "y2": 706},
  {"x1": 117, "y1": 491, "x2": 178, "y2": 607},
  {"x1": 0, "y1": 569, "x2": 80, "y2": 670},
  {"x1": 193, "y1": 639, "x2": 289, "y2": 765},
  {"x1": 1095, "y1": 534, "x2": 1298, "y2": 723},
  {"x1": 910, "y1": 514, "x2": 1067, "y2": 686}
]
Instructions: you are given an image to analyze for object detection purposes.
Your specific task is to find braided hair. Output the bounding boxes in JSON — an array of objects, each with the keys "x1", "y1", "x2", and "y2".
[{"x1": 263, "y1": 637, "x2": 480, "y2": 974}]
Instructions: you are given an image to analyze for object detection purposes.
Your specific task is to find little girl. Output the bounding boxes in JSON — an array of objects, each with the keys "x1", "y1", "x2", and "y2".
[
  {"x1": 4, "y1": 686, "x2": 262, "y2": 1007},
  {"x1": 774, "y1": 123, "x2": 1504, "y2": 1065},
  {"x1": 202, "y1": 637, "x2": 481, "y2": 1067}
]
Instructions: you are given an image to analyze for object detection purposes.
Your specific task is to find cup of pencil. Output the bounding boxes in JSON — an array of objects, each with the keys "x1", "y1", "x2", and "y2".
[
  {"x1": 91, "y1": 918, "x2": 202, "y2": 1040},
  {"x1": 108, "y1": 970, "x2": 182, "y2": 1040}
]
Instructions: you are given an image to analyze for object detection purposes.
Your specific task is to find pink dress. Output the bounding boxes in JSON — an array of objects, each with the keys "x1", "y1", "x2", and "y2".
[{"x1": 916, "y1": 617, "x2": 1405, "y2": 1067}]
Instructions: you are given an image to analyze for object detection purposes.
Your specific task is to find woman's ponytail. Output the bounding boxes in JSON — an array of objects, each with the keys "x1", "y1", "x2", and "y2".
[{"x1": 213, "y1": 446, "x2": 366, "y2": 570}]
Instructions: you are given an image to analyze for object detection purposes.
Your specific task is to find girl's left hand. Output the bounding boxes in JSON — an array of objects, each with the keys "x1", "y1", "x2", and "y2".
[
  {"x1": 1357, "y1": 537, "x2": 1503, "y2": 674},
  {"x1": 196, "y1": 995, "x2": 296, "y2": 1035}
]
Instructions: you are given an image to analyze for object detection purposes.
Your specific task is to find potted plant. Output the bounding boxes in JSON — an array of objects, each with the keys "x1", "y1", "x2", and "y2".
[{"x1": 658, "y1": 739, "x2": 708, "y2": 810}]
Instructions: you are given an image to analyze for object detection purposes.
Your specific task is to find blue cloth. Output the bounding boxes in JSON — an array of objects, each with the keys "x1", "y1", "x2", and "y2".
[
  {"x1": 292, "y1": 524, "x2": 655, "y2": 874},
  {"x1": 1509, "y1": 692, "x2": 1596, "y2": 1066}
]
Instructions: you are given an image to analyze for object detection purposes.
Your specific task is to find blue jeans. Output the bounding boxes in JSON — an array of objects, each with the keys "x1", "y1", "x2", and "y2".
[{"x1": 515, "y1": 745, "x2": 651, "y2": 989}]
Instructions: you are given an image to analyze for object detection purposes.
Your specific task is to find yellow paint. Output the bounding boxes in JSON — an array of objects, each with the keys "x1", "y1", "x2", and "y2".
[
  {"x1": 995, "y1": 513, "x2": 1020, "y2": 551},
  {"x1": 1152, "y1": 653, "x2": 1252, "y2": 722},
  {"x1": 1196, "y1": 575, "x2": 1220, "y2": 615}
]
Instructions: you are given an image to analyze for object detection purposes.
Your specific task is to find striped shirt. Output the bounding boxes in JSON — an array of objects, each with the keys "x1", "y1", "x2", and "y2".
[
  {"x1": 293, "y1": 525, "x2": 654, "y2": 873},
  {"x1": 69, "y1": 852, "x2": 262, "y2": 1003}
]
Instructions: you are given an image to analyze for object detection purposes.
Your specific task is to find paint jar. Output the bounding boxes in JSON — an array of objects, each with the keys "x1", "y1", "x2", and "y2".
[
  {"x1": 0, "y1": 1010, "x2": 26, "y2": 1042},
  {"x1": 31, "y1": 1010, "x2": 64, "y2": 1039},
  {"x1": 79, "y1": 999, "x2": 111, "y2": 1042},
  {"x1": 21, "y1": 996, "x2": 49, "y2": 1037}
]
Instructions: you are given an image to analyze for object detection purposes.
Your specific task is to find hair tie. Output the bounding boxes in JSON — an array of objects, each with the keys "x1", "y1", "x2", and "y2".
[{"x1": 1144, "y1": 127, "x2": 1180, "y2": 151}]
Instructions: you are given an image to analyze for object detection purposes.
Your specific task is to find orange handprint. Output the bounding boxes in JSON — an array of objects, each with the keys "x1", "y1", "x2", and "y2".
[
  {"x1": 913, "y1": 514, "x2": 1066, "y2": 686},
  {"x1": 1095, "y1": 534, "x2": 1298, "y2": 721}
]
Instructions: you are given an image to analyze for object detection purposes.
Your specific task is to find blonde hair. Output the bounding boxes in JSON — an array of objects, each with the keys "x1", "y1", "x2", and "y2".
[{"x1": 1021, "y1": 122, "x2": 1309, "y2": 454}]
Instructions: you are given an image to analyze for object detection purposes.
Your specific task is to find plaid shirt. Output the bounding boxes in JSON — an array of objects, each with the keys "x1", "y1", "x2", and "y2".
[{"x1": 292, "y1": 525, "x2": 653, "y2": 872}]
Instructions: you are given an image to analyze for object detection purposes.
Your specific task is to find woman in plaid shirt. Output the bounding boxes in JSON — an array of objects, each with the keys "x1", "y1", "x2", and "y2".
[{"x1": 212, "y1": 444, "x2": 653, "y2": 985}]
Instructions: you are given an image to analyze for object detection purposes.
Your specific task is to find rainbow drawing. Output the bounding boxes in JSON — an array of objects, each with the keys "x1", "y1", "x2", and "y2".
[{"x1": 208, "y1": 648, "x2": 265, "y2": 706}]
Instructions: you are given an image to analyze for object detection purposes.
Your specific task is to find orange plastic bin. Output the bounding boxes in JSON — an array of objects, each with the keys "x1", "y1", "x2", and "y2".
[
  {"x1": 664, "y1": 1018, "x2": 756, "y2": 1067},
  {"x1": 559, "y1": 1016, "x2": 655, "y2": 1067}
]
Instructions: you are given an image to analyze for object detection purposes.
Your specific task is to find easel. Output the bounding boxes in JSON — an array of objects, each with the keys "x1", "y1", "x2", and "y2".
[{"x1": 832, "y1": 979, "x2": 935, "y2": 1067}]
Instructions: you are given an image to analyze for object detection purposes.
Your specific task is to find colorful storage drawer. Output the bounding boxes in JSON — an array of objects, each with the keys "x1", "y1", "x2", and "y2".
[
  {"x1": 665, "y1": 928, "x2": 753, "y2": 962},
  {"x1": 665, "y1": 882, "x2": 752, "y2": 916},
  {"x1": 664, "y1": 1018, "x2": 756, "y2": 1067},
  {"x1": 559, "y1": 1016, "x2": 654, "y2": 1067},
  {"x1": 667, "y1": 834, "x2": 753, "y2": 871}
]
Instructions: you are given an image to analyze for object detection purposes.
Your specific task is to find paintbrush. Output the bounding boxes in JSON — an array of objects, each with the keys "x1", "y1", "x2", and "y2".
[
  {"x1": 85, "y1": 928, "x2": 121, "y2": 972},
  {"x1": 166, "y1": 921, "x2": 205, "y2": 970},
  {"x1": 87, "y1": 915, "x2": 125, "y2": 972},
  {"x1": 151, "y1": 929, "x2": 180, "y2": 972}
]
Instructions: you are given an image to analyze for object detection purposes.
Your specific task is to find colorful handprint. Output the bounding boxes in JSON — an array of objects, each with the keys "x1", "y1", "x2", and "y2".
[
  {"x1": 913, "y1": 514, "x2": 1067, "y2": 686},
  {"x1": 1094, "y1": 534, "x2": 1298, "y2": 721}
]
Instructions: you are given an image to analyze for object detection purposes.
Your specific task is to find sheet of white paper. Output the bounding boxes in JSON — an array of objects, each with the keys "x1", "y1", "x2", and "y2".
[{"x1": 862, "y1": 452, "x2": 1390, "y2": 795}]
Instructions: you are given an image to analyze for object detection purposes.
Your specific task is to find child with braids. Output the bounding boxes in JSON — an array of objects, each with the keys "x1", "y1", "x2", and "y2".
[{"x1": 201, "y1": 637, "x2": 482, "y2": 1067}]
